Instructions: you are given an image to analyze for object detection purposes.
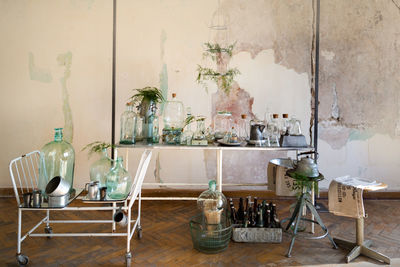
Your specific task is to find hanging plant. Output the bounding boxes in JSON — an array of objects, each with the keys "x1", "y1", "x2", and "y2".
[{"x1": 196, "y1": 42, "x2": 240, "y2": 94}]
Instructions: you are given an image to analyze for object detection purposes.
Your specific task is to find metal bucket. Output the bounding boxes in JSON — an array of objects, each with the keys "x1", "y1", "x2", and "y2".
[{"x1": 46, "y1": 176, "x2": 70, "y2": 196}]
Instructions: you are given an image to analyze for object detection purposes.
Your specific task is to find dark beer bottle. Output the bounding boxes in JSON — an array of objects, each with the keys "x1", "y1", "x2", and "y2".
[{"x1": 238, "y1": 197, "x2": 244, "y2": 222}]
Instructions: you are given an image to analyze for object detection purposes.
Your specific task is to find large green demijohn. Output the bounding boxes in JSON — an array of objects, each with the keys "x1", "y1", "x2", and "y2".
[{"x1": 38, "y1": 128, "x2": 75, "y2": 197}]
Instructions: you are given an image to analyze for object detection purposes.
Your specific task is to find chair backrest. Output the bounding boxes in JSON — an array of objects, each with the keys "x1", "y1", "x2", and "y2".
[
  {"x1": 9, "y1": 150, "x2": 41, "y2": 206},
  {"x1": 128, "y1": 149, "x2": 152, "y2": 209}
]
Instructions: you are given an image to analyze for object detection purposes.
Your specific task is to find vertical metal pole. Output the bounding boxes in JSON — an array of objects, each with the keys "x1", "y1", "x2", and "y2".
[
  {"x1": 216, "y1": 149, "x2": 223, "y2": 192},
  {"x1": 112, "y1": 202, "x2": 116, "y2": 232},
  {"x1": 314, "y1": 0, "x2": 320, "y2": 157},
  {"x1": 17, "y1": 209, "x2": 22, "y2": 254},
  {"x1": 111, "y1": 0, "x2": 117, "y2": 159}
]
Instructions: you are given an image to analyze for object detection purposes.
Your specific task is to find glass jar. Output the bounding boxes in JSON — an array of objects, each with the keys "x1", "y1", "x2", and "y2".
[
  {"x1": 106, "y1": 157, "x2": 132, "y2": 199},
  {"x1": 38, "y1": 128, "x2": 75, "y2": 196},
  {"x1": 145, "y1": 103, "x2": 159, "y2": 144},
  {"x1": 280, "y1": 113, "x2": 289, "y2": 135},
  {"x1": 120, "y1": 103, "x2": 137, "y2": 144},
  {"x1": 163, "y1": 93, "x2": 185, "y2": 130},
  {"x1": 162, "y1": 93, "x2": 185, "y2": 144},
  {"x1": 89, "y1": 148, "x2": 112, "y2": 187},
  {"x1": 214, "y1": 111, "x2": 232, "y2": 140},
  {"x1": 197, "y1": 180, "x2": 227, "y2": 225}
]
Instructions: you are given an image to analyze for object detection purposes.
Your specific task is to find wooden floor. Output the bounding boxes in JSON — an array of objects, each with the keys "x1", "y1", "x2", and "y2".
[{"x1": 0, "y1": 197, "x2": 399, "y2": 266}]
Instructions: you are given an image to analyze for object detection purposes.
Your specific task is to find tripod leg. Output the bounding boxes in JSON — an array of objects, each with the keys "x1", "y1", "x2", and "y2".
[{"x1": 286, "y1": 196, "x2": 305, "y2": 258}]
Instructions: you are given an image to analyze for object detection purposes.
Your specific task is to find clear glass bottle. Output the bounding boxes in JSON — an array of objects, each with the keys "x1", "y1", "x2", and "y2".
[
  {"x1": 288, "y1": 116, "x2": 302, "y2": 135},
  {"x1": 268, "y1": 114, "x2": 280, "y2": 146},
  {"x1": 197, "y1": 180, "x2": 227, "y2": 225},
  {"x1": 280, "y1": 113, "x2": 289, "y2": 136},
  {"x1": 106, "y1": 157, "x2": 132, "y2": 199},
  {"x1": 135, "y1": 105, "x2": 144, "y2": 142},
  {"x1": 38, "y1": 128, "x2": 75, "y2": 196},
  {"x1": 238, "y1": 114, "x2": 250, "y2": 141},
  {"x1": 264, "y1": 108, "x2": 272, "y2": 126},
  {"x1": 145, "y1": 103, "x2": 159, "y2": 144},
  {"x1": 90, "y1": 148, "x2": 112, "y2": 187},
  {"x1": 214, "y1": 111, "x2": 232, "y2": 140},
  {"x1": 180, "y1": 107, "x2": 194, "y2": 145},
  {"x1": 120, "y1": 103, "x2": 137, "y2": 144}
]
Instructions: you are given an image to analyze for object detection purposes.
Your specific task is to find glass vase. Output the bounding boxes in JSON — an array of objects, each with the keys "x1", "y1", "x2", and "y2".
[
  {"x1": 106, "y1": 157, "x2": 132, "y2": 199},
  {"x1": 90, "y1": 148, "x2": 112, "y2": 187},
  {"x1": 38, "y1": 128, "x2": 75, "y2": 197},
  {"x1": 120, "y1": 103, "x2": 137, "y2": 144}
]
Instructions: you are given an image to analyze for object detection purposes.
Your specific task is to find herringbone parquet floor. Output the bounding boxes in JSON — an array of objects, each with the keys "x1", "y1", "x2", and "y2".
[{"x1": 0, "y1": 197, "x2": 399, "y2": 266}]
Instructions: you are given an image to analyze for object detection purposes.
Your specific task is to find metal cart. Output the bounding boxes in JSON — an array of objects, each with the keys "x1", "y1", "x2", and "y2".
[{"x1": 9, "y1": 149, "x2": 152, "y2": 266}]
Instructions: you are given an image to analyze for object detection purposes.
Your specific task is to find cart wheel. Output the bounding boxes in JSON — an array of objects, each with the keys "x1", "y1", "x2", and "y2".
[
  {"x1": 125, "y1": 252, "x2": 132, "y2": 267},
  {"x1": 16, "y1": 254, "x2": 29, "y2": 266},
  {"x1": 44, "y1": 226, "x2": 53, "y2": 238},
  {"x1": 137, "y1": 227, "x2": 143, "y2": 240}
]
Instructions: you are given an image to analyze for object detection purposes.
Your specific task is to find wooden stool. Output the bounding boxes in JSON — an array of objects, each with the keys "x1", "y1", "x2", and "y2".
[{"x1": 332, "y1": 183, "x2": 391, "y2": 264}]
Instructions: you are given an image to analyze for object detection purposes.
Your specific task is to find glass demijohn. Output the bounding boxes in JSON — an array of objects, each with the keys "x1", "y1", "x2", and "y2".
[
  {"x1": 38, "y1": 128, "x2": 75, "y2": 196},
  {"x1": 197, "y1": 180, "x2": 227, "y2": 225},
  {"x1": 120, "y1": 103, "x2": 137, "y2": 144},
  {"x1": 106, "y1": 157, "x2": 132, "y2": 199},
  {"x1": 89, "y1": 148, "x2": 112, "y2": 187}
]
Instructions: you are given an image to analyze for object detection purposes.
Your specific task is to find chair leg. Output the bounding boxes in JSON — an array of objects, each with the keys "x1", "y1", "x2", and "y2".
[
  {"x1": 346, "y1": 245, "x2": 361, "y2": 263},
  {"x1": 285, "y1": 194, "x2": 303, "y2": 231},
  {"x1": 286, "y1": 196, "x2": 305, "y2": 258},
  {"x1": 361, "y1": 246, "x2": 391, "y2": 264}
]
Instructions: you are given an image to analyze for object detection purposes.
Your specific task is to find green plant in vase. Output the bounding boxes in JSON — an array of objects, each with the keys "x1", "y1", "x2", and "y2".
[
  {"x1": 82, "y1": 141, "x2": 114, "y2": 187},
  {"x1": 196, "y1": 42, "x2": 240, "y2": 94},
  {"x1": 130, "y1": 87, "x2": 164, "y2": 143}
]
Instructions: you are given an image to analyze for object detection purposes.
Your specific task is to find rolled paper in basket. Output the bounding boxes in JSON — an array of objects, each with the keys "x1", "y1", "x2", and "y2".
[{"x1": 204, "y1": 209, "x2": 222, "y2": 224}]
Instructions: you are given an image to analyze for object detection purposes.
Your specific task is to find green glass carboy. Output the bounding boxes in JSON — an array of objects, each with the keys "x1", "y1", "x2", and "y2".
[
  {"x1": 38, "y1": 128, "x2": 75, "y2": 196},
  {"x1": 106, "y1": 157, "x2": 132, "y2": 199}
]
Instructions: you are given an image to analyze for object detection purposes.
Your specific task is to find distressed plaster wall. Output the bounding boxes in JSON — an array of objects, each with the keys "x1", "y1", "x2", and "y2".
[{"x1": 0, "y1": 0, "x2": 398, "y2": 192}]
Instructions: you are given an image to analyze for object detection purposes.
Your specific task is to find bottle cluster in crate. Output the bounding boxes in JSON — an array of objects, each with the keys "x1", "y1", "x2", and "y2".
[{"x1": 229, "y1": 196, "x2": 281, "y2": 228}]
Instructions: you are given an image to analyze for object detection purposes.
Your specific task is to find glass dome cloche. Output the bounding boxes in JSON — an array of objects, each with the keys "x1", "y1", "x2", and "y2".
[
  {"x1": 197, "y1": 180, "x2": 227, "y2": 225},
  {"x1": 38, "y1": 128, "x2": 75, "y2": 197}
]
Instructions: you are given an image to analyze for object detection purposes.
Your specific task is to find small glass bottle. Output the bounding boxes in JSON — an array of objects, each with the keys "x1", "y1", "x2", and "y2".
[
  {"x1": 90, "y1": 148, "x2": 112, "y2": 187},
  {"x1": 106, "y1": 157, "x2": 132, "y2": 199},
  {"x1": 38, "y1": 128, "x2": 75, "y2": 196},
  {"x1": 135, "y1": 105, "x2": 144, "y2": 142},
  {"x1": 120, "y1": 102, "x2": 137, "y2": 144},
  {"x1": 280, "y1": 113, "x2": 289, "y2": 135},
  {"x1": 230, "y1": 127, "x2": 239, "y2": 143},
  {"x1": 146, "y1": 103, "x2": 159, "y2": 144},
  {"x1": 268, "y1": 114, "x2": 280, "y2": 146}
]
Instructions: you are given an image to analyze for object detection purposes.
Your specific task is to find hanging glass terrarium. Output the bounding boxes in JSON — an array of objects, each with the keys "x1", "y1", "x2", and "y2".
[
  {"x1": 38, "y1": 128, "x2": 75, "y2": 196},
  {"x1": 106, "y1": 157, "x2": 132, "y2": 200},
  {"x1": 162, "y1": 93, "x2": 185, "y2": 144}
]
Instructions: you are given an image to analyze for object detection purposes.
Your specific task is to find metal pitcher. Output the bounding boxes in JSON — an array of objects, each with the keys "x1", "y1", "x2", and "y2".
[
  {"x1": 85, "y1": 181, "x2": 99, "y2": 200},
  {"x1": 250, "y1": 123, "x2": 265, "y2": 141}
]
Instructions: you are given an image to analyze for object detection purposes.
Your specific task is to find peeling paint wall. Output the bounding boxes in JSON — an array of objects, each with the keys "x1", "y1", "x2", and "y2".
[{"x1": 0, "y1": 0, "x2": 399, "y2": 192}]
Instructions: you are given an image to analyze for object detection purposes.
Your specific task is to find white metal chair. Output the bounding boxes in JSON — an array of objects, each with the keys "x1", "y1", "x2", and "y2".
[{"x1": 9, "y1": 149, "x2": 152, "y2": 266}]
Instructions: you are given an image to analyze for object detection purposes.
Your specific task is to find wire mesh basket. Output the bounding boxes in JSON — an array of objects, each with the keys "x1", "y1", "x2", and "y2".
[{"x1": 189, "y1": 214, "x2": 232, "y2": 254}]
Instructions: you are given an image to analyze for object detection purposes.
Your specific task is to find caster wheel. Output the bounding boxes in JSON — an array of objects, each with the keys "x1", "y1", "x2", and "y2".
[
  {"x1": 125, "y1": 252, "x2": 132, "y2": 267},
  {"x1": 137, "y1": 227, "x2": 142, "y2": 240},
  {"x1": 45, "y1": 226, "x2": 53, "y2": 238},
  {"x1": 16, "y1": 254, "x2": 29, "y2": 266}
]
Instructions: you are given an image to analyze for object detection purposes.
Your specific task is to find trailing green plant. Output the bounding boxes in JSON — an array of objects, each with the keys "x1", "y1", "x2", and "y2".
[
  {"x1": 289, "y1": 171, "x2": 319, "y2": 196},
  {"x1": 196, "y1": 42, "x2": 240, "y2": 94},
  {"x1": 82, "y1": 141, "x2": 113, "y2": 158},
  {"x1": 130, "y1": 86, "x2": 164, "y2": 106}
]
